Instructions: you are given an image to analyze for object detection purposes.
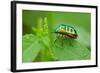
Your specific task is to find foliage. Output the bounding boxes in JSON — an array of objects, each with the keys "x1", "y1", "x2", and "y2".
[{"x1": 22, "y1": 13, "x2": 90, "y2": 62}]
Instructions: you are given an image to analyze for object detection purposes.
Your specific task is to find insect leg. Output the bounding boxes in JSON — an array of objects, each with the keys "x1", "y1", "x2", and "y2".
[
  {"x1": 70, "y1": 41, "x2": 73, "y2": 47},
  {"x1": 61, "y1": 35, "x2": 63, "y2": 48},
  {"x1": 54, "y1": 38, "x2": 57, "y2": 44},
  {"x1": 54, "y1": 34, "x2": 59, "y2": 44}
]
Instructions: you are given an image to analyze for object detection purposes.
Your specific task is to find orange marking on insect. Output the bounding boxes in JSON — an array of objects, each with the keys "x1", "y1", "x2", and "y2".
[{"x1": 67, "y1": 34, "x2": 77, "y2": 39}]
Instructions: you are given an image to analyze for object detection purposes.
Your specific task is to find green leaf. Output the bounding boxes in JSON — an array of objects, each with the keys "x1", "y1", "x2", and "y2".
[
  {"x1": 52, "y1": 37, "x2": 90, "y2": 60},
  {"x1": 34, "y1": 35, "x2": 57, "y2": 62},
  {"x1": 22, "y1": 34, "x2": 42, "y2": 62}
]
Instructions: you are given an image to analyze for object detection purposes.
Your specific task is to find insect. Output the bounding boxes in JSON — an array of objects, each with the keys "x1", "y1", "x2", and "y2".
[{"x1": 54, "y1": 24, "x2": 78, "y2": 47}]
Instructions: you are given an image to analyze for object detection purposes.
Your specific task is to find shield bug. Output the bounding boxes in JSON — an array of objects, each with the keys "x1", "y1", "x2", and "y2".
[
  {"x1": 55, "y1": 24, "x2": 78, "y2": 39},
  {"x1": 54, "y1": 24, "x2": 78, "y2": 47}
]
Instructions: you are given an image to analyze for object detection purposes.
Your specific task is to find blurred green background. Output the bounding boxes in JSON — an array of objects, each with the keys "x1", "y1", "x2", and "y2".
[{"x1": 22, "y1": 10, "x2": 91, "y2": 62}]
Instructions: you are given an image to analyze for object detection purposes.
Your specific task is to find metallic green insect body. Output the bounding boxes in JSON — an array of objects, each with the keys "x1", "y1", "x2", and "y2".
[
  {"x1": 54, "y1": 24, "x2": 78, "y2": 47},
  {"x1": 55, "y1": 24, "x2": 78, "y2": 39}
]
